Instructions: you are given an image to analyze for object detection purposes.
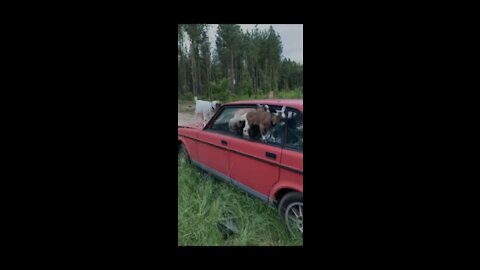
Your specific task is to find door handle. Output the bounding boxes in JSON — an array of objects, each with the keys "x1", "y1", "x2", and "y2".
[
  {"x1": 221, "y1": 140, "x2": 228, "y2": 146},
  {"x1": 266, "y1": 152, "x2": 276, "y2": 159}
]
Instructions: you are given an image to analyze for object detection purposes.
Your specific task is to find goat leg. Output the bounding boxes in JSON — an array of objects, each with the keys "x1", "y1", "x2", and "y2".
[
  {"x1": 259, "y1": 124, "x2": 267, "y2": 142},
  {"x1": 243, "y1": 119, "x2": 250, "y2": 138}
]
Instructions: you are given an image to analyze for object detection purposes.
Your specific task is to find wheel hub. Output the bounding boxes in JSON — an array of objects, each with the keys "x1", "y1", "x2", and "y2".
[{"x1": 285, "y1": 202, "x2": 303, "y2": 234}]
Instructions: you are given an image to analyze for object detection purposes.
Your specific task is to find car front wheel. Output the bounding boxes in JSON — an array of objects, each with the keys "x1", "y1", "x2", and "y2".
[
  {"x1": 178, "y1": 143, "x2": 190, "y2": 163},
  {"x1": 278, "y1": 192, "x2": 303, "y2": 236}
]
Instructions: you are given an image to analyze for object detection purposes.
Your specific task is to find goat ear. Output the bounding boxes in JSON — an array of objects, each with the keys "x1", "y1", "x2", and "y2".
[{"x1": 281, "y1": 105, "x2": 286, "y2": 112}]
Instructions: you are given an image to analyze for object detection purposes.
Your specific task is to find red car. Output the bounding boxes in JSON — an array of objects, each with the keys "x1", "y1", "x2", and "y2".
[{"x1": 178, "y1": 99, "x2": 303, "y2": 235}]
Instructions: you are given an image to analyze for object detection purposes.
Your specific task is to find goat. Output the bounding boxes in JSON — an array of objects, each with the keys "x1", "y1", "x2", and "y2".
[
  {"x1": 229, "y1": 104, "x2": 272, "y2": 133},
  {"x1": 194, "y1": 96, "x2": 222, "y2": 127},
  {"x1": 228, "y1": 108, "x2": 256, "y2": 133},
  {"x1": 243, "y1": 105, "x2": 286, "y2": 141}
]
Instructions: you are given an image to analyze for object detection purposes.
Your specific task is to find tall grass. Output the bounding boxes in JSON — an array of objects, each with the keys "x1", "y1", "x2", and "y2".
[{"x1": 178, "y1": 159, "x2": 303, "y2": 246}]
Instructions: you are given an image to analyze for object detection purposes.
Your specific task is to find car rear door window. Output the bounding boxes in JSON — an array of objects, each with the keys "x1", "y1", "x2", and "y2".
[{"x1": 284, "y1": 111, "x2": 303, "y2": 151}]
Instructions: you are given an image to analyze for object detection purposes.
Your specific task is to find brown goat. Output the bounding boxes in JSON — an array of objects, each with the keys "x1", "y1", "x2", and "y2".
[
  {"x1": 228, "y1": 105, "x2": 271, "y2": 133},
  {"x1": 243, "y1": 106, "x2": 285, "y2": 141},
  {"x1": 228, "y1": 108, "x2": 256, "y2": 132}
]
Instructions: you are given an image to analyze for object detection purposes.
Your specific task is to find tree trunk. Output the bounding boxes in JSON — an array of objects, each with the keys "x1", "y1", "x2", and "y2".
[
  {"x1": 197, "y1": 48, "x2": 202, "y2": 95},
  {"x1": 178, "y1": 68, "x2": 181, "y2": 95},
  {"x1": 206, "y1": 64, "x2": 211, "y2": 99},
  {"x1": 230, "y1": 51, "x2": 235, "y2": 91},
  {"x1": 190, "y1": 42, "x2": 197, "y2": 96},
  {"x1": 264, "y1": 59, "x2": 269, "y2": 94}
]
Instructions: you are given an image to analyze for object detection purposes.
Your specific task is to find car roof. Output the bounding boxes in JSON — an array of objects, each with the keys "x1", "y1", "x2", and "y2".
[{"x1": 225, "y1": 99, "x2": 303, "y2": 111}]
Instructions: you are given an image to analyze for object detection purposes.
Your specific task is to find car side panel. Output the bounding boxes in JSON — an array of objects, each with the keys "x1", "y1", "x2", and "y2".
[
  {"x1": 178, "y1": 128, "x2": 201, "y2": 161},
  {"x1": 196, "y1": 131, "x2": 230, "y2": 177},
  {"x1": 269, "y1": 148, "x2": 303, "y2": 200},
  {"x1": 228, "y1": 137, "x2": 281, "y2": 197}
]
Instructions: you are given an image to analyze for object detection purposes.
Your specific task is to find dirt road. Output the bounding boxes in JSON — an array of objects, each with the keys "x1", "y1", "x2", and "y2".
[
  {"x1": 178, "y1": 112, "x2": 197, "y2": 126},
  {"x1": 178, "y1": 101, "x2": 197, "y2": 126}
]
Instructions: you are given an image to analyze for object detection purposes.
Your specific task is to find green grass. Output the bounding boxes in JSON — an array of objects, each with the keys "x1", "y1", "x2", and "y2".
[
  {"x1": 274, "y1": 89, "x2": 303, "y2": 99},
  {"x1": 178, "y1": 88, "x2": 303, "y2": 103},
  {"x1": 178, "y1": 159, "x2": 303, "y2": 246}
]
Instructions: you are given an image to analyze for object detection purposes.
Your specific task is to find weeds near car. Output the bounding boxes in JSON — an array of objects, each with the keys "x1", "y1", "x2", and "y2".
[{"x1": 178, "y1": 159, "x2": 303, "y2": 246}]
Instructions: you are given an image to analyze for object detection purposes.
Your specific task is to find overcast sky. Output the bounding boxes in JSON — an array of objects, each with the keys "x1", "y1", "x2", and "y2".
[{"x1": 183, "y1": 24, "x2": 303, "y2": 64}]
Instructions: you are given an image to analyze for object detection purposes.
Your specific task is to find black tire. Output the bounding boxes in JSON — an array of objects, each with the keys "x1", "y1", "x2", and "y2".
[
  {"x1": 178, "y1": 143, "x2": 190, "y2": 163},
  {"x1": 278, "y1": 192, "x2": 303, "y2": 235}
]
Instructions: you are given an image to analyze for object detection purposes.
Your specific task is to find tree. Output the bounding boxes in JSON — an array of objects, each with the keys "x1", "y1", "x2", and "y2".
[
  {"x1": 184, "y1": 24, "x2": 207, "y2": 96},
  {"x1": 279, "y1": 58, "x2": 303, "y2": 90},
  {"x1": 178, "y1": 24, "x2": 186, "y2": 95},
  {"x1": 180, "y1": 24, "x2": 302, "y2": 99},
  {"x1": 215, "y1": 24, "x2": 243, "y2": 92},
  {"x1": 199, "y1": 26, "x2": 212, "y2": 99}
]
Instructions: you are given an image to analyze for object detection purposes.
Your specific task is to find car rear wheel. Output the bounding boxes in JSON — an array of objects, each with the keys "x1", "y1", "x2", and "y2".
[
  {"x1": 178, "y1": 143, "x2": 190, "y2": 163},
  {"x1": 278, "y1": 192, "x2": 303, "y2": 236}
]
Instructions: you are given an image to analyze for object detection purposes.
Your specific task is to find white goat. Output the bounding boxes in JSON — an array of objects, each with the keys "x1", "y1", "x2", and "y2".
[{"x1": 194, "y1": 96, "x2": 222, "y2": 127}]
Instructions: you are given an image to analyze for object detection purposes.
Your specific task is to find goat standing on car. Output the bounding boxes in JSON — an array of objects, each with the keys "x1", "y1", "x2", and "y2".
[
  {"x1": 242, "y1": 106, "x2": 285, "y2": 142},
  {"x1": 229, "y1": 108, "x2": 256, "y2": 133},
  {"x1": 228, "y1": 105, "x2": 272, "y2": 134}
]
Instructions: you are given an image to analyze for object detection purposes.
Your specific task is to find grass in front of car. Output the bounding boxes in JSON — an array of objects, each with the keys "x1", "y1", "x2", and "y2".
[{"x1": 178, "y1": 159, "x2": 303, "y2": 246}]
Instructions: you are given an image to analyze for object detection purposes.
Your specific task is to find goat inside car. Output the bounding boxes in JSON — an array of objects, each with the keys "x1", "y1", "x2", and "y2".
[{"x1": 228, "y1": 105, "x2": 286, "y2": 142}]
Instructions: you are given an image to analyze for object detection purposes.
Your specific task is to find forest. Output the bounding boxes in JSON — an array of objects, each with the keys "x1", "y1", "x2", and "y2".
[{"x1": 178, "y1": 24, "x2": 303, "y2": 101}]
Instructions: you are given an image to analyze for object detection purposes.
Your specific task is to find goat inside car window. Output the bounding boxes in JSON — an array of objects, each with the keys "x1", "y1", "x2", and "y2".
[{"x1": 209, "y1": 106, "x2": 284, "y2": 145}]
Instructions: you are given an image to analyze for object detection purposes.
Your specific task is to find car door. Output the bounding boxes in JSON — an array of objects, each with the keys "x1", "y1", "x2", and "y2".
[
  {"x1": 279, "y1": 110, "x2": 303, "y2": 192},
  {"x1": 195, "y1": 107, "x2": 236, "y2": 179},
  {"x1": 227, "y1": 105, "x2": 285, "y2": 201}
]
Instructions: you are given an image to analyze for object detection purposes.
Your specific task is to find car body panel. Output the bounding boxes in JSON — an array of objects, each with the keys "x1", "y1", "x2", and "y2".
[
  {"x1": 268, "y1": 148, "x2": 304, "y2": 199},
  {"x1": 228, "y1": 136, "x2": 282, "y2": 197},
  {"x1": 196, "y1": 131, "x2": 230, "y2": 177}
]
